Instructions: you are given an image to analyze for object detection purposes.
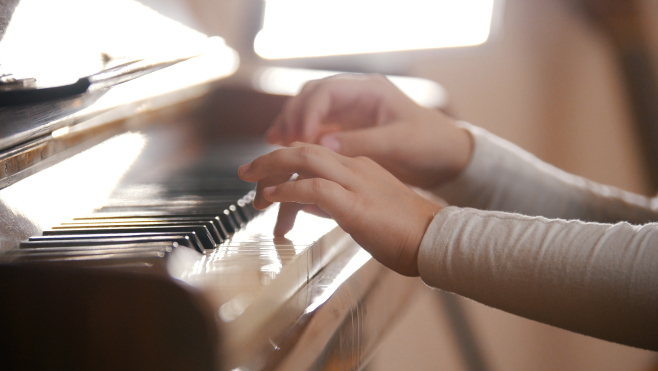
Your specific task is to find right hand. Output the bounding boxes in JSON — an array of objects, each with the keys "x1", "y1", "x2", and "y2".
[
  {"x1": 266, "y1": 73, "x2": 473, "y2": 189},
  {"x1": 239, "y1": 142, "x2": 444, "y2": 276}
]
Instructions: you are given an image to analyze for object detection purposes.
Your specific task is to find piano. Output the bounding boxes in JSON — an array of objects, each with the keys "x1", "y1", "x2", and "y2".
[{"x1": 0, "y1": 1, "x2": 419, "y2": 370}]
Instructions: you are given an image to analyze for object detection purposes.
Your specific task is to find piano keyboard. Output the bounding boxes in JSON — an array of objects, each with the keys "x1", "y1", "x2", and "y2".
[
  {"x1": 1, "y1": 134, "x2": 367, "y2": 369},
  {"x1": 5, "y1": 134, "x2": 342, "y2": 292},
  {"x1": 7, "y1": 191, "x2": 254, "y2": 273},
  {"x1": 0, "y1": 128, "x2": 419, "y2": 371}
]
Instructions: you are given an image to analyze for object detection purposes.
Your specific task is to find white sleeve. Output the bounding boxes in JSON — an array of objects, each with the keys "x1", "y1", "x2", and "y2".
[
  {"x1": 433, "y1": 122, "x2": 658, "y2": 224},
  {"x1": 418, "y1": 206, "x2": 658, "y2": 351}
]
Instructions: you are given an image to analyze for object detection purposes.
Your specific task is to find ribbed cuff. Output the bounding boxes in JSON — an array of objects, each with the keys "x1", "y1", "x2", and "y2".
[
  {"x1": 431, "y1": 122, "x2": 504, "y2": 209},
  {"x1": 417, "y1": 206, "x2": 462, "y2": 290}
]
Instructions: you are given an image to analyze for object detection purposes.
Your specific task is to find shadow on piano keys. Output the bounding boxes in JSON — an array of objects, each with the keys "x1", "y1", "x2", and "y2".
[{"x1": 0, "y1": 66, "x2": 421, "y2": 371}]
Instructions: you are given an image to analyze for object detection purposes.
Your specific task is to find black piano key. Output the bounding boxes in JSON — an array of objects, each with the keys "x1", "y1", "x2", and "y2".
[
  {"x1": 228, "y1": 204, "x2": 245, "y2": 226},
  {"x1": 39, "y1": 230, "x2": 208, "y2": 252},
  {"x1": 7, "y1": 247, "x2": 178, "y2": 274},
  {"x1": 222, "y1": 209, "x2": 240, "y2": 232},
  {"x1": 14, "y1": 244, "x2": 174, "y2": 259},
  {"x1": 44, "y1": 226, "x2": 215, "y2": 251},
  {"x1": 26, "y1": 190, "x2": 259, "y2": 259},
  {"x1": 68, "y1": 216, "x2": 230, "y2": 241},
  {"x1": 95, "y1": 202, "x2": 237, "y2": 214},
  {"x1": 236, "y1": 199, "x2": 253, "y2": 221},
  {"x1": 245, "y1": 202, "x2": 258, "y2": 220},
  {"x1": 21, "y1": 234, "x2": 193, "y2": 249},
  {"x1": 98, "y1": 197, "x2": 247, "y2": 209},
  {"x1": 90, "y1": 205, "x2": 244, "y2": 234},
  {"x1": 55, "y1": 220, "x2": 224, "y2": 245}
]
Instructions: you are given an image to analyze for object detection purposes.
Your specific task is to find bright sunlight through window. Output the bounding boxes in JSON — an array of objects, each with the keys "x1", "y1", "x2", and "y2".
[{"x1": 255, "y1": 0, "x2": 496, "y2": 59}]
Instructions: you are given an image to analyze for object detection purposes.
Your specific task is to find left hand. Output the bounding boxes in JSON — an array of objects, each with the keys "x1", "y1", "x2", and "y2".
[
  {"x1": 265, "y1": 74, "x2": 473, "y2": 189},
  {"x1": 238, "y1": 142, "x2": 443, "y2": 276}
]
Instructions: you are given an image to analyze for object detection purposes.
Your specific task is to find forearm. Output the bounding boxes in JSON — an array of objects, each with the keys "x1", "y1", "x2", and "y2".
[
  {"x1": 418, "y1": 207, "x2": 658, "y2": 350},
  {"x1": 434, "y1": 122, "x2": 658, "y2": 224}
]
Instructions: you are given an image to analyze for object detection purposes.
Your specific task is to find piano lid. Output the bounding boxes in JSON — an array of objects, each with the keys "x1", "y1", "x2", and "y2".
[
  {"x1": 0, "y1": 0, "x2": 239, "y2": 190},
  {"x1": 0, "y1": 0, "x2": 239, "y2": 152},
  {"x1": 0, "y1": 0, "x2": 210, "y2": 87}
]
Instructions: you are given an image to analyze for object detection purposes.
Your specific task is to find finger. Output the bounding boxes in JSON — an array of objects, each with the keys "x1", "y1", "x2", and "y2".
[
  {"x1": 273, "y1": 203, "x2": 330, "y2": 237},
  {"x1": 319, "y1": 123, "x2": 401, "y2": 157},
  {"x1": 280, "y1": 80, "x2": 322, "y2": 144},
  {"x1": 300, "y1": 204, "x2": 331, "y2": 218},
  {"x1": 253, "y1": 173, "x2": 293, "y2": 210},
  {"x1": 315, "y1": 123, "x2": 343, "y2": 141},
  {"x1": 298, "y1": 75, "x2": 396, "y2": 141},
  {"x1": 265, "y1": 113, "x2": 285, "y2": 144},
  {"x1": 281, "y1": 98, "x2": 303, "y2": 144},
  {"x1": 273, "y1": 202, "x2": 304, "y2": 237},
  {"x1": 274, "y1": 174, "x2": 336, "y2": 218},
  {"x1": 263, "y1": 178, "x2": 354, "y2": 222},
  {"x1": 288, "y1": 141, "x2": 349, "y2": 164},
  {"x1": 298, "y1": 87, "x2": 332, "y2": 143},
  {"x1": 239, "y1": 145, "x2": 354, "y2": 188},
  {"x1": 284, "y1": 75, "x2": 384, "y2": 144},
  {"x1": 276, "y1": 74, "x2": 399, "y2": 145}
]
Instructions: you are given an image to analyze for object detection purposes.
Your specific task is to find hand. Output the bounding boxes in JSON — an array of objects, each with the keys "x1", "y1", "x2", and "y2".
[
  {"x1": 238, "y1": 142, "x2": 443, "y2": 276},
  {"x1": 266, "y1": 74, "x2": 473, "y2": 189}
]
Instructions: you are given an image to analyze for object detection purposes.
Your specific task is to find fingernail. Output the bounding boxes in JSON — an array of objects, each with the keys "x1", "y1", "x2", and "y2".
[
  {"x1": 320, "y1": 134, "x2": 340, "y2": 152},
  {"x1": 238, "y1": 163, "x2": 251, "y2": 175},
  {"x1": 264, "y1": 185, "x2": 277, "y2": 195}
]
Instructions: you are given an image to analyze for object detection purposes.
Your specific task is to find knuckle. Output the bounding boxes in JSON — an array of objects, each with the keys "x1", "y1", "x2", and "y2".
[
  {"x1": 310, "y1": 85, "x2": 329, "y2": 101},
  {"x1": 248, "y1": 158, "x2": 263, "y2": 173},
  {"x1": 300, "y1": 80, "x2": 318, "y2": 94},
  {"x1": 375, "y1": 75, "x2": 396, "y2": 91},
  {"x1": 365, "y1": 73, "x2": 389, "y2": 84},
  {"x1": 269, "y1": 148, "x2": 286, "y2": 161},
  {"x1": 354, "y1": 155, "x2": 375, "y2": 166},
  {"x1": 310, "y1": 178, "x2": 327, "y2": 195},
  {"x1": 298, "y1": 146, "x2": 320, "y2": 163},
  {"x1": 336, "y1": 194, "x2": 362, "y2": 226}
]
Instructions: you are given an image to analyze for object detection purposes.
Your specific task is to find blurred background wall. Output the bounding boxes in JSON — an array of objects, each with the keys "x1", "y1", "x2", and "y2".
[{"x1": 147, "y1": 0, "x2": 658, "y2": 369}]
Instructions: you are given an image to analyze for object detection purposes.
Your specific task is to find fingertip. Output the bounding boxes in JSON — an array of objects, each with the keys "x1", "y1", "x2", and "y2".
[
  {"x1": 302, "y1": 112, "x2": 320, "y2": 142},
  {"x1": 273, "y1": 222, "x2": 292, "y2": 237},
  {"x1": 319, "y1": 134, "x2": 341, "y2": 153},
  {"x1": 289, "y1": 141, "x2": 308, "y2": 148},
  {"x1": 265, "y1": 128, "x2": 281, "y2": 144},
  {"x1": 282, "y1": 124, "x2": 297, "y2": 145},
  {"x1": 252, "y1": 197, "x2": 271, "y2": 210},
  {"x1": 238, "y1": 163, "x2": 251, "y2": 177},
  {"x1": 263, "y1": 185, "x2": 277, "y2": 197},
  {"x1": 274, "y1": 203, "x2": 301, "y2": 236}
]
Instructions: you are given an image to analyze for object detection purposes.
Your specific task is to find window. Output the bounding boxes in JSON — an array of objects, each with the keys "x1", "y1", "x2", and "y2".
[{"x1": 255, "y1": 0, "x2": 496, "y2": 59}]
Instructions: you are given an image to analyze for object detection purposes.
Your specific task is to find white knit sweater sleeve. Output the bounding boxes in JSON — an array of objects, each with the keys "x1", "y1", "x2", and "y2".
[
  {"x1": 419, "y1": 123, "x2": 658, "y2": 350},
  {"x1": 433, "y1": 122, "x2": 658, "y2": 223}
]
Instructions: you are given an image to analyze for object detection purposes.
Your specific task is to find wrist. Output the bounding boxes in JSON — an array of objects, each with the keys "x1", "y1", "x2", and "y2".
[
  {"x1": 446, "y1": 125, "x2": 474, "y2": 181},
  {"x1": 403, "y1": 197, "x2": 444, "y2": 277}
]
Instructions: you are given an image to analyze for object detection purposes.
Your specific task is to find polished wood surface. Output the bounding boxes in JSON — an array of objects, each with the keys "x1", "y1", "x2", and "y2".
[{"x1": 0, "y1": 264, "x2": 220, "y2": 371}]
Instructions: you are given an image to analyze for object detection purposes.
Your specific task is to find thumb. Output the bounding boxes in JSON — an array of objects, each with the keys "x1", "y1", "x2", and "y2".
[{"x1": 319, "y1": 125, "x2": 399, "y2": 158}]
